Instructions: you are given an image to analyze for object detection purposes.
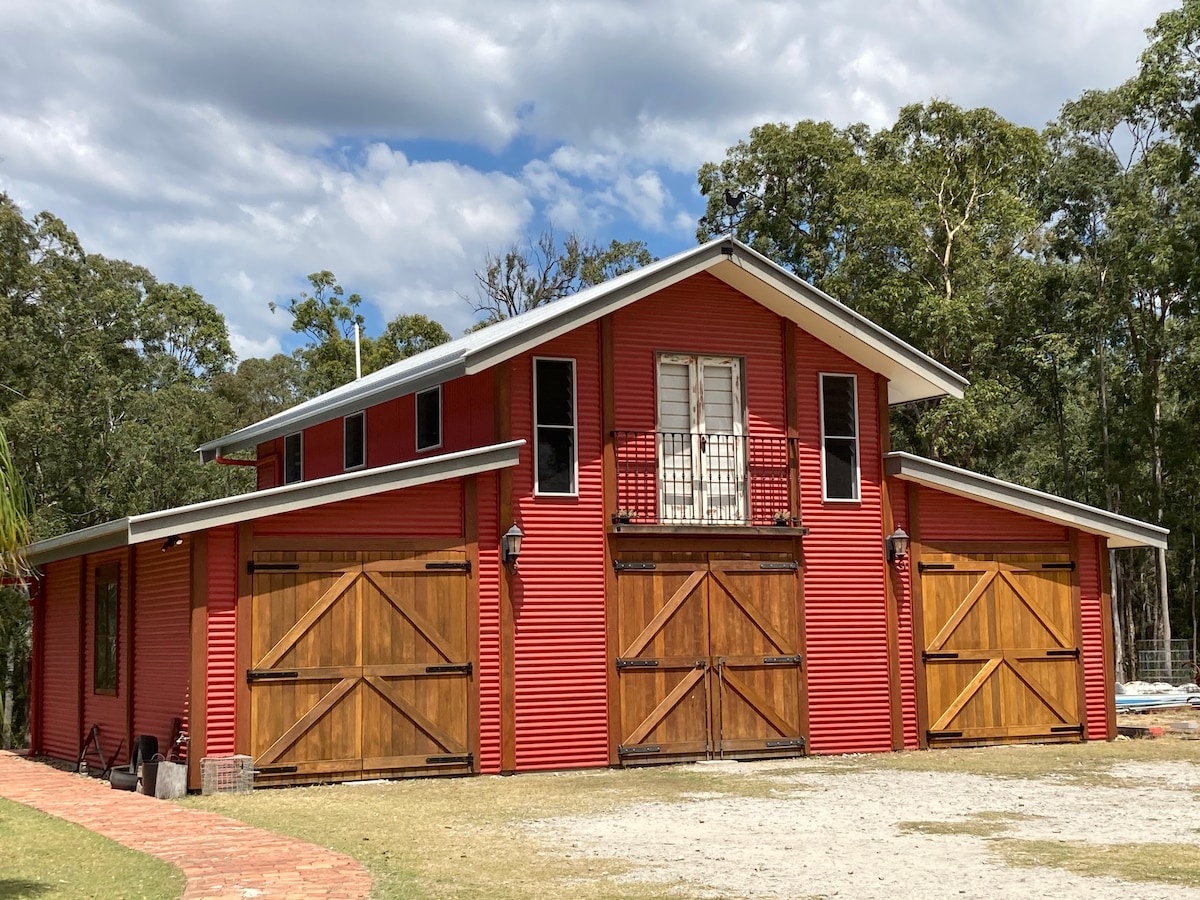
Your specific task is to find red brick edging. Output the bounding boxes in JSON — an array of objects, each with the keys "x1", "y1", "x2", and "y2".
[{"x1": 0, "y1": 752, "x2": 372, "y2": 899}]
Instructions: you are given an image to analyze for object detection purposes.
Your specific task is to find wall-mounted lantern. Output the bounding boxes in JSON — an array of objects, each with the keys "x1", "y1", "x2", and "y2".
[
  {"x1": 885, "y1": 528, "x2": 909, "y2": 565},
  {"x1": 502, "y1": 524, "x2": 525, "y2": 571}
]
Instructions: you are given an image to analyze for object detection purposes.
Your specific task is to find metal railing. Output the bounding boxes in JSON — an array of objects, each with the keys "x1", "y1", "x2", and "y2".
[{"x1": 612, "y1": 431, "x2": 798, "y2": 526}]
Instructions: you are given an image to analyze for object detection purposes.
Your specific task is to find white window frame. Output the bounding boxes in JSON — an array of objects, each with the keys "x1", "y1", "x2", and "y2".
[
  {"x1": 415, "y1": 386, "x2": 442, "y2": 453},
  {"x1": 283, "y1": 431, "x2": 303, "y2": 484},
  {"x1": 533, "y1": 356, "x2": 578, "y2": 497},
  {"x1": 819, "y1": 373, "x2": 861, "y2": 502},
  {"x1": 343, "y1": 411, "x2": 366, "y2": 471}
]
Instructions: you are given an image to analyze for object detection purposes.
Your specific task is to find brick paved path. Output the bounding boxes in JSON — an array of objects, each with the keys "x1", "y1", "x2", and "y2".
[{"x1": 0, "y1": 752, "x2": 372, "y2": 899}]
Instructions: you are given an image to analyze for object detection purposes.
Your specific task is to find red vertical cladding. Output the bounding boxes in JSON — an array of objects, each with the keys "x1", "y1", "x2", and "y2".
[
  {"x1": 476, "y1": 470, "x2": 502, "y2": 773},
  {"x1": 253, "y1": 481, "x2": 463, "y2": 537},
  {"x1": 796, "y1": 332, "x2": 892, "y2": 754},
  {"x1": 917, "y1": 487, "x2": 1068, "y2": 542},
  {"x1": 132, "y1": 543, "x2": 191, "y2": 753},
  {"x1": 256, "y1": 440, "x2": 279, "y2": 490},
  {"x1": 82, "y1": 549, "x2": 130, "y2": 765},
  {"x1": 1077, "y1": 531, "x2": 1108, "y2": 740},
  {"x1": 510, "y1": 324, "x2": 609, "y2": 771},
  {"x1": 365, "y1": 397, "x2": 405, "y2": 468},
  {"x1": 204, "y1": 525, "x2": 238, "y2": 756},
  {"x1": 39, "y1": 560, "x2": 81, "y2": 760},
  {"x1": 889, "y1": 481, "x2": 919, "y2": 748},
  {"x1": 301, "y1": 417, "x2": 343, "y2": 481},
  {"x1": 366, "y1": 371, "x2": 497, "y2": 469}
]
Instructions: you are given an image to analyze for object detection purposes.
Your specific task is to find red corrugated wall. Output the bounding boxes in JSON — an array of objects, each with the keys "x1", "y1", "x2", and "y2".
[
  {"x1": 82, "y1": 549, "x2": 130, "y2": 765},
  {"x1": 477, "y1": 470, "x2": 502, "y2": 773},
  {"x1": 205, "y1": 525, "x2": 238, "y2": 756},
  {"x1": 796, "y1": 332, "x2": 891, "y2": 754},
  {"x1": 253, "y1": 481, "x2": 463, "y2": 536},
  {"x1": 132, "y1": 543, "x2": 191, "y2": 753},
  {"x1": 509, "y1": 325, "x2": 609, "y2": 771},
  {"x1": 39, "y1": 560, "x2": 80, "y2": 760},
  {"x1": 889, "y1": 481, "x2": 919, "y2": 748},
  {"x1": 1077, "y1": 531, "x2": 1109, "y2": 739},
  {"x1": 917, "y1": 487, "x2": 1069, "y2": 542}
]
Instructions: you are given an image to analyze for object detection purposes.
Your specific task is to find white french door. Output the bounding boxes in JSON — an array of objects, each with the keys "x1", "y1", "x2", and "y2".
[{"x1": 657, "y1": 354, "x2": 746, "y2": 523}]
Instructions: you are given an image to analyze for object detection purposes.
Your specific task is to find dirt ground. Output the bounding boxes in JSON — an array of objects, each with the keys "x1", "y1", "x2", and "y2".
[{"x1": 527, "y1": 746, "x2": 1200, "y2": 900}]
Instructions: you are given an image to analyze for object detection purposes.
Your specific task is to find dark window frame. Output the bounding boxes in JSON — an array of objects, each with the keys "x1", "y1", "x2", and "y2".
[
  {"x1": 94, "y1": 565, "x2": 119, "y2": 695},
  {"x1": 533, "y1": 357, "x2": 577, "y2": 496},
  {"x1": 819, "y1": 373, "x2": 860, "y2": 502},
  {"x1": 284, "y1": 432, "x2": 303, "y2": 484},
  {"x1": 344, "y1": 411, "x2": 366, "y2": 470},
  {"x1": 415, "y1": 386, "x2": 442, "y2": 453}
]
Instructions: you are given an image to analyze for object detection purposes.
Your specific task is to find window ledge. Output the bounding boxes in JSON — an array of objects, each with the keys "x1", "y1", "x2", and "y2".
[{"x1": 608, "y1": 524, "x2": 809, "y2": 537}]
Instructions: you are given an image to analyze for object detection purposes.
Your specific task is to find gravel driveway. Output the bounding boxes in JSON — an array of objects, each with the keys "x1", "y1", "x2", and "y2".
[{"x1": 528, "y1": 756, "x2": 1200, "y2": 900}]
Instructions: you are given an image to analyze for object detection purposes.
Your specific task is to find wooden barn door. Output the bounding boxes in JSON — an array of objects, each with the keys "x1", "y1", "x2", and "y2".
[
  {"x1": 919, "y1": 552, "x2": 1082, "y2": 747},
  {"x1": 612, "y1": 552, "x2": 804, "y2": 763},
  {"x1": 248, "y1": 550, "x2": 473, "y2": 783}
]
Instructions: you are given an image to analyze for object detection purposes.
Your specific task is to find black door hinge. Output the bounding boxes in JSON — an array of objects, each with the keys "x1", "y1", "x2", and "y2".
[
  {"x1": 247, "y1": 670, "x2": 299, "y2": 682},
  {"x1": 247, "y1": 562, "x2": 300, "y2": 573},
  {"x1": 425, "y1": 663, "x2": 473, "y2": 675},
  {"x1": 426, "y1": 561, "x2": 471, "y2": 572}
]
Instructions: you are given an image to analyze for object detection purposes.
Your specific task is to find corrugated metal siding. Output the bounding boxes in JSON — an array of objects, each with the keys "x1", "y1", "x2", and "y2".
[
  {"x1": 132, "y1": 543, "x2": 191, "y2": 752},
  {"x1": 796, "y1": 332, "x2": 892, "y2": 754},
  {"x1": 39, "y1": 560, "x2": 80, "y2": 760},
  {"x1": 205, "y1": 525, "x2": 238, "y2": 756},
  {"x1": 253, "y1": 481, "x2": 463, "y2": 537},
  {"x1": 918, "y1": 487, "x2": 1069, "y2": 542},
  {"x1": 610, "y1": 273, "x2": 787, "y2": 437},
  {"x1": 510, "y1": 326, "x2": 609, "y2": 771},
  {"x1": 477, "y1": 470, "x2": 501, "y2": 773},
  {"x1": 83, "y1": 549, "x2": 130, "y2": 765},
  {"x1": 1078, "y1": 532, "x2": 1108, "y2": 740},
  {"x1": 889, "y1": 482, "x2": 919, "y2": 748},
  {"x1": 301, "y1": 417, "x2": 343, "y2": 481}
]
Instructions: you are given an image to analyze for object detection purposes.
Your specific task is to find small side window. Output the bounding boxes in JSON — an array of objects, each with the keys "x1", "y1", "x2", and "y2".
[
  {"x1": 284, "y1": 432, "x2": 303, "y2": 484},
  {"x1": 94, "y1": 566, "x2": 119, "y2": 695},
  {"x1": 534, "y1": 358, "x2": 577, "y2": 495},
  {"x1": 416, "y1": 387, "x2": 441, "y2": 452},
  {"x1": 344, "y1": 412, "x2": 365, "y2": 470},
  {"x1": 820, "y1": 374, "x2": 860, "y2": 501}
]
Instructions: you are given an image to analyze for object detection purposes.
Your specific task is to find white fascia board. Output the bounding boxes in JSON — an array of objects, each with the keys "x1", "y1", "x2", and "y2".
[
  {"x1": 197, "y1": 355, "x2": 468, "y2": 460},
  {"x1": 29, "y1": 441, "x2": 525, "y2": 566},
  {"x1": 462, "y1": 246, "x2": 727, "y2": 375},
  {"x1": 27, "y1": 520, "x2": 131, "y2": 567},
  {"x1": 711, "y1": 252, "x2": 967, "y2": 403},
  {"x1": 884, "y1": 452, "x2": 1168, "y2": 550}
]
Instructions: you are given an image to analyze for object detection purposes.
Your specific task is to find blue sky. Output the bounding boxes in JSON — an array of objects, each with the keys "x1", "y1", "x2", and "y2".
[{"x1": 0, "y1": 0, "x2": 1179, "y2": 360}]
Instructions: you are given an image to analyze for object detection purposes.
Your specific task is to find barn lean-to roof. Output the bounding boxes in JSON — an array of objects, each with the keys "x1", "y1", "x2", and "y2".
[
  {"x1": 26, "y1": 440, "x2": 523, "y2": 566},
  {"x1": 884, "y1": 452, "x2": 1168, "y2": 550},
  {"x1": 197, "y1": 236, "x2": 968, "y2": 462}
]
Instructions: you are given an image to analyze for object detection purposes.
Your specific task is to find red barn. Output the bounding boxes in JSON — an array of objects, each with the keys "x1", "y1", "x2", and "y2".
[{"x1": 26, "y1": 238, "x2": 1167, "y2": 788}]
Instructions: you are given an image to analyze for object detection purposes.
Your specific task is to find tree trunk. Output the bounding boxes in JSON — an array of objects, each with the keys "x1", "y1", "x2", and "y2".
[
  {"x1": 1158, "y1": 546, "x2": 1173, "y2": 681},
  {"x1": 1111, "y1": 549, "x2": 1126, "y2": 683}
]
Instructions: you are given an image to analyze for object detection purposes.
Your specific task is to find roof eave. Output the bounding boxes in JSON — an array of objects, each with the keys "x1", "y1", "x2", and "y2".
[
  {"x1": 884, "y1": 452, "x2": 1168, "y2": 550},
  {"x1": 27, "y1": 519, "x2": 132, "y2": 567}
]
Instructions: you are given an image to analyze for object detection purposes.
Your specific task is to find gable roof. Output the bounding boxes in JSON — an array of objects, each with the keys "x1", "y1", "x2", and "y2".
[
  {"x1": 28, "y1": 440, "x2": 523, "y2": 566},
  {"x1": 884, "y1": 452, "x2": 1168, "y2": 550},
  {"x1": 199, "y1": 236, "x2": 968, "y2": 461}
]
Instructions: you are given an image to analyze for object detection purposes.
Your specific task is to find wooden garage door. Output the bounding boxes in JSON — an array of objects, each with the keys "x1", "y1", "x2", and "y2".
[
  {"x1": 919, "y1": 552, "x2": 1082, "y2": 747},
  {"x1": 613, "y1": 552, "x2": 804, "y2": 763},
  {"x1": 248, "y1": 550, "x2": 474, "y2": 783}
]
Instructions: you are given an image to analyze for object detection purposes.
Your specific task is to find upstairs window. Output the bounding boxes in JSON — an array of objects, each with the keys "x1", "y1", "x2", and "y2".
[
  {"x1": 284, "y1": 432, "x2": 303, "y2": 484},
  {"x1": 820, "y1": 374, "x2": 860, "y2": 501},
  {"x1": 94, "y1": 566, "x2": 119, "y2": 694},
  {"x1": 534, "y1": 358, "x2": 576, "y2": 495},
  {"x1": 344, "y1": 412, "x2": 365, "y2": 470},
  {"x1": 416, "y1": 387, "x2": 442, "y2": 452}
]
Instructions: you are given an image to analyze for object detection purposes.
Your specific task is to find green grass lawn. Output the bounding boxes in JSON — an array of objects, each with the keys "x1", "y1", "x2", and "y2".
[{"x1": 0, "y1": 797, "x2": 184, "y2": 900}]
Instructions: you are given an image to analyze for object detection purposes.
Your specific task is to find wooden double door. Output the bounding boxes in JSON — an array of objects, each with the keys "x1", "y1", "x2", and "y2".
[
  {"x1": 612, "y1": 551, "x2": 806, "y2": 763},
  {"x1": 248, "y1": 549, "x2": 474, "y2": 783},
  {"x1": 919, "y1": 551, "x2": 1083, "y2": 747}
]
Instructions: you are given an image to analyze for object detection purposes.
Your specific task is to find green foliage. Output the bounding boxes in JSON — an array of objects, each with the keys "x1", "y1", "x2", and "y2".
[{"x1": 467, "y1": 229, "x2": 653, "y2": 326}]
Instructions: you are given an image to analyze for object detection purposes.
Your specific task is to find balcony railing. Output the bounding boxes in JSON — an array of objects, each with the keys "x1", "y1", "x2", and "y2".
[{"x1": 612, "y1": 431, "x2": 799, "y2": 527}]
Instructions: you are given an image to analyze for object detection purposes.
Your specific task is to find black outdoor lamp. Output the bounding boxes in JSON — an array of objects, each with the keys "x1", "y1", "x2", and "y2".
[
  {"x1": 885, "y1": 528, "x2": 909, "y2": 565},
  {"x1": 502, "y1": 524, "x2": 525, "y2": 570}
]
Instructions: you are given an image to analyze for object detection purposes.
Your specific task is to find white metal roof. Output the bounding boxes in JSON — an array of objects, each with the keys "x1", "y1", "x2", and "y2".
[
  {"x1": 199, "y1": 237, "x2": 967, "y2": 460},
  {"x1": 28, "y1": 440, "x2": 524, "y2": 566},
  {"x1": 884, "y1": 452, "x2": 1168, "y2": 550}
]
